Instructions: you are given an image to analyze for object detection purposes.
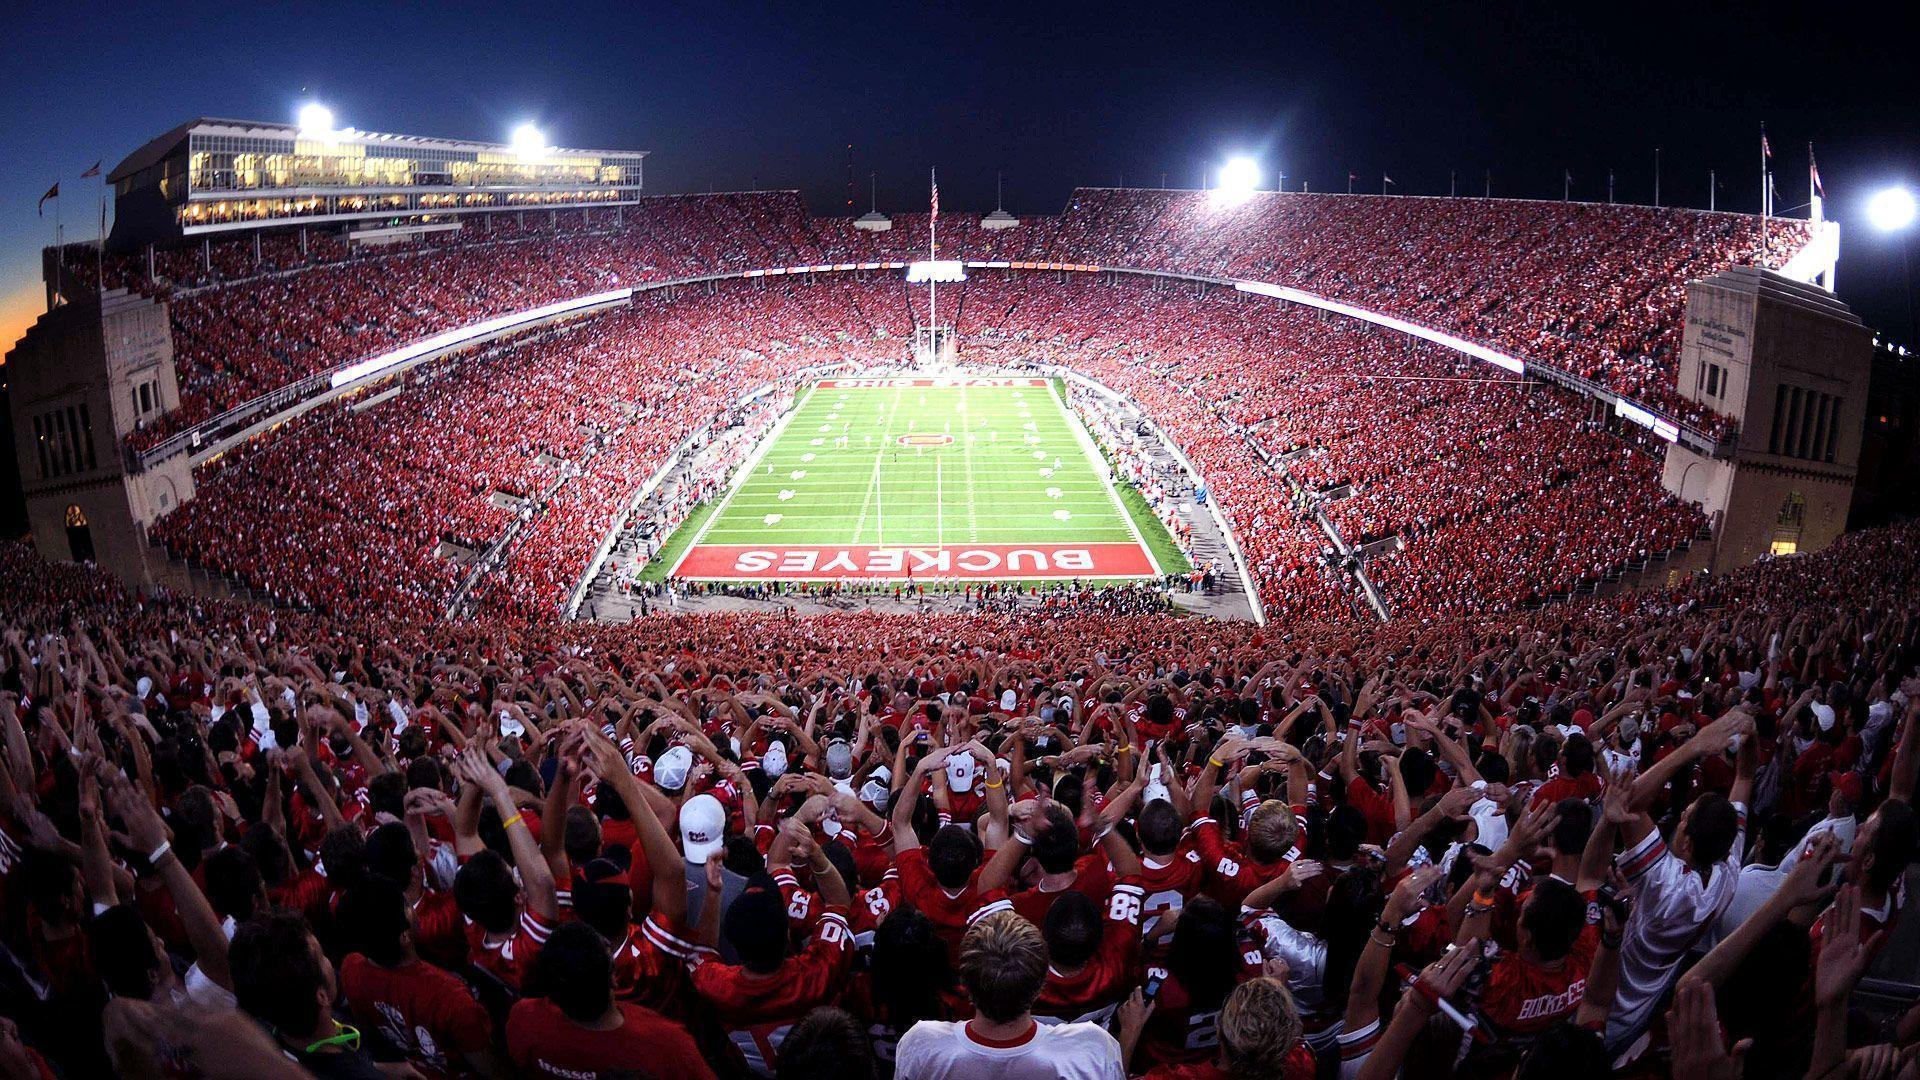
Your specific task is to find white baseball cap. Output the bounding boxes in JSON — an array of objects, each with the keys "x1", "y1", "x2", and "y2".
[
  {"x1": 1811, "y1": 701, "x2": 1837, "y2": 732},
  {"x1": 654, "y1": 745, "x2": 695, "y2": 790},
  {"x1": 762, "y1": 742, "x2": 790, "y2": 780},
  {"x1": 680, "y1": 793, "x2": 727, "y2": 865},
  {"x1": 1000, "y1": 689, "x2": 1018, "y2": 712},
  {"x1": 946, "y1": 752, "x2": 978, "y2": 791}
]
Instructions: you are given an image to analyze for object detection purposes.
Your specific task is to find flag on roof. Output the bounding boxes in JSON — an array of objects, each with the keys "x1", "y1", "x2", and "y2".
[
  {"x1": 79, "y1": 161, "x2": 101, "y2": 179},
  {"x1": 37, "y1": 183, "x2": 58, "y2": 215}
]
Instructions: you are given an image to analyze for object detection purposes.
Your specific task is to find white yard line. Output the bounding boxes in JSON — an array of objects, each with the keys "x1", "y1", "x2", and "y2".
[
  {"x1": 669, "y1": 383, "x2": 815, "y2": 578},
  {"x1": 962, "y1": 383, "x2": 981, "y2": 542},
  {"x1": 1052, "y1": 378, "x2": 1163, "y2": 576},
  {"x1": 849, "y1": 385, "x2": 905, "y2": 546}
]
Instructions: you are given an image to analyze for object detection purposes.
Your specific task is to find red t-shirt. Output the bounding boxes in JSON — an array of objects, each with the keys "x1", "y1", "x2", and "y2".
[
  {"x1": 338, "y1": 954, "x2": 491, "y2": 1079},
  {"x1": 506, "y1": 997, "x2": 714, "y2": 1080}
]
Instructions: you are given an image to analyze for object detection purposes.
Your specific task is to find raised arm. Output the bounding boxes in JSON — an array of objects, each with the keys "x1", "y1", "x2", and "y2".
[
  {"x1": 453, "y1": 747, "x2": 557, "y2": 921},
  {"x1": 1346, "y1": 866, "x2": 1440, "y2": 1033}
]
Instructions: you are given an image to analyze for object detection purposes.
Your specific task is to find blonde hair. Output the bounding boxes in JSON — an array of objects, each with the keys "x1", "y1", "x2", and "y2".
[
  {"x1": 1219, "y1": 977, "x2": 1304, "y2": 1078},
  {"x1": 959, "y1": 911, "x2": 1049, "y2": 1023},
  {"x1": 1247, "y1": 800, "x2": 1298, "y2": 863}
]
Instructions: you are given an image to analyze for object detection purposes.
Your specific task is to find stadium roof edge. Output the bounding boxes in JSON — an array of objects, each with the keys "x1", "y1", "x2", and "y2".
[{"x1": 107, "y1": 117, "x2": 647, "y2": 184}]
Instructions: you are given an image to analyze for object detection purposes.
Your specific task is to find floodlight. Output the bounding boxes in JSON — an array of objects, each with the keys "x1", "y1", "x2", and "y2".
[
  {"x1": 1219, "y1": 156, "x2": 1261, "y2": 195},
  {"x1": 1868, "y1": 186, "x2": 1916, "y2": 232},
  {"x1": 297, "y1": 103, "x2": 335, "y2": 138},
  {"x1": 511, "y1": 123, "x2": 549, "y2": 159}
]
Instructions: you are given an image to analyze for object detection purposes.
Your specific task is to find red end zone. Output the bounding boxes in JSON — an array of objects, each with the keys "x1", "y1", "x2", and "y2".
[{"x1": 674, "y1": 542, "x2": 1155, "y2": 581}]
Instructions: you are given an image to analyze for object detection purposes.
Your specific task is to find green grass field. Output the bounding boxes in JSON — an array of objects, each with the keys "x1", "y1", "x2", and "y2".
[{"x1": 663, "y1": 376, "x2": 1181, "y2": 583}]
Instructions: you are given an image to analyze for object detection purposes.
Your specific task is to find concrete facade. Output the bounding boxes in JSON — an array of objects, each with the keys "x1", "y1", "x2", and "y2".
[
  {"x1": 1663, "y1": 268, "x2": 1869, "y2": 572},
  {"x1": 5, "y1": 289, "x2": 191, "y2": 587}
]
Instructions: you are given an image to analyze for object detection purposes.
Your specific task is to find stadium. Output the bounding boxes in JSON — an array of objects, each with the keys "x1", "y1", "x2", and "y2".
[{"x1": 1, "y1": 26, "x2": 1918, "y2": 1080}]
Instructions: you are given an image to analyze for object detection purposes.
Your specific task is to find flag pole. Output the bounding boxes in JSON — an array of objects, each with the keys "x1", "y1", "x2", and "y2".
[
  {"x1": 1759, "y1": 124, "x2": 1768, "y2": 263},
  {"x1": 928, "y1": 168, "x2": 937, "y2": 357}
]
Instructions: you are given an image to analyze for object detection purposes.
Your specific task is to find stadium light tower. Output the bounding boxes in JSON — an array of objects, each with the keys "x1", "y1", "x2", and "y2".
[
  {"x1": 296, "y1": 103, "x2": 336, "y2": 139},
  {"x1": 1218, "y1": 156, "x2": 1261, "y2": 197},
  {"x1": 1868, "y1": 186, "x2": 1917, "y2": 346},
  {"x1": 1868, "y1": 186, "x2": 1916, "y2": 233},
  {"x1": 511, "y1": 123, "x2": 549, "y2": 160}
]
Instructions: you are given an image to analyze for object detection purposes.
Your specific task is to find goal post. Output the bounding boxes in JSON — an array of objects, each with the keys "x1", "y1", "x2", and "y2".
[{"x1": 913, "y1": 325, "x2": 958, "y2": 367}]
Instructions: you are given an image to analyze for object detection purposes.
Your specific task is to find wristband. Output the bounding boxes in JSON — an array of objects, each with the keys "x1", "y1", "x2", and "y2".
[
  {"x1": 983, "y1": 777, "x2": 1004, "y2": 790},
  {"x1": 1208, "y1": 757, "x2": 1226, "y2": 769},
  {"x1": 1472, "y1": 889, "x2": 1498, "y2": 907},
  {"x1": 1011, "y1": 828, "x2": 1034, "y2": 846},
  {"x1": 147, "y1": 840, "x2": 172, "y2": 866},
  {"x1": 502, "y1": 813, "x2": 525, "y2": 831}
]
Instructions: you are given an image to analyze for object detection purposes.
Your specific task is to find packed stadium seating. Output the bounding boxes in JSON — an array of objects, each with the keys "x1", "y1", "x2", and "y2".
[
  {"x1": 142, "y1": 269, "x2": 1703, "y2": 627},
  {"x1": 112, "y1": 189, "x2": 1813, "y2": 453}
]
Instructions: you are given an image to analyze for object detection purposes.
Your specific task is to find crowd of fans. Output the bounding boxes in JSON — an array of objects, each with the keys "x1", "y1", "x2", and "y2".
[
  {"x1": 146, "y1": 269, "x2": 1712, "y2": 629},
  {"x1": 114, "y1": 188, "x2": 1812, "y2": 454},
  {"x1": 1, "y1": 494, "x2": 1916, "y2": 1078}
]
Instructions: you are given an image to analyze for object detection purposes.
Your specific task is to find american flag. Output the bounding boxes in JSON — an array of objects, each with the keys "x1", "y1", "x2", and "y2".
[
  {"x1": 930, "y1": 168, "x2": 938, "y2": 223},
  {"x1": 1762, "y1": 132, "x2": 1773, "y2": 159}
]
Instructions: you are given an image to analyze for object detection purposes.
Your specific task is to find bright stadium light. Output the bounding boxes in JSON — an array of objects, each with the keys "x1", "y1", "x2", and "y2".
[
  {"x1": 1219, "y1": 156, "x2": 1261, "y2": 195},
  {"x1": 296, "y1": 103, "x2": 336, "y2": 139},
  {"x1": 1868, "y1": 186, "x2": 1916, "y2": 232},
  {"x1": 511, "y1": 123, "x2": 549, "y2": 160}
]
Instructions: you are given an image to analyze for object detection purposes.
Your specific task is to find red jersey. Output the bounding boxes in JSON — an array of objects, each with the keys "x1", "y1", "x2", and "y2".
[
  {"x1": 895, "y1": 846, "x2": 995, "y2": 950},
  {"x1": 851, "y1": 871, "x2": 902, "y2": 944},
  {"x1": 1033, "y1": 878, "x2": 1146, "y2": 1025},
  {"x1": 612, "y1": 912, "x2": 698, "y2": 1022},
  {"x1": 413, "y1": 889, "x2": 469, "y2": 969},
  {"x1": 1345, "y1": 776, "x2": 1398, "y2": 846},
  {"x1": 338, "y1": 954, "x2": 491, "y2": 1079},
  {"x1": 506, "y1": 997, "x2": 714, "y2": 1080},
  {"x1": 1530, "y1": 771, "x2": 1604, "y2": 809},
  {"x1": 465, "y1": 908, "x2": 555, "y2": 992},
  {"x1": 1129, "y1": 843, "x2": 1211, "y2": 938},
  {"x1": 1006, "y1": 859, "x2": 1113, "y2": 929},
  {"x1": 1472, "y1": 931, "x2": 1598, "y2": 1039},
  {"x1": 1141, "y1": 1042, "x2": 1316, "y2": 1080},
  {"x1": 689, "y1": 905, "x2": 855, "y2": 1075},
  {"x1": 1134, "y1": 917, "x2": 1266, "y2": 1071},
  {"x1": 1188, "y1": 817, "x2": 1294, "y2": 908}
]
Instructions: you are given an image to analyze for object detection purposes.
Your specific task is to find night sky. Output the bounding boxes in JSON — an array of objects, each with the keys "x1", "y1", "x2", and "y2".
[{"x1": 2, "y1": 0, "x2": 1917, "y2": 355}]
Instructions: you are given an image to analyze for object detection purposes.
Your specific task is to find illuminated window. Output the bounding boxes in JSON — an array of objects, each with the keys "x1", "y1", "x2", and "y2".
[{"x1": 1769, "y1": 541, "x2": 1798, "y2": 556}]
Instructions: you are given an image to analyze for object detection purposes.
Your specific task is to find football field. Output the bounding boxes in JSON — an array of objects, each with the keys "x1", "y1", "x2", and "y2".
[{"x1": 670, "y1": 376, "x2": 1165, "y2": 582}]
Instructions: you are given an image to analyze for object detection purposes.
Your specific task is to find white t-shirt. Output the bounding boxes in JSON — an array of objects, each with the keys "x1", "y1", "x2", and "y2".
[
  {"x1": 1709, "y1": 814, "x2": 1855, "y2": 945},
  {"x1": 1605, "y1": 804, "x2": 1745, "y2": 1053},
  {"x1": 894, "y1": 1018, "x2": 1123, "y2": 1080}
]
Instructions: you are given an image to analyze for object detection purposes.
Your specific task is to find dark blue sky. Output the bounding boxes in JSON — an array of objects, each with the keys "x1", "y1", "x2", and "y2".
[{"x1": 4, "y1": 0, "x2": 1917, "y2": 352}]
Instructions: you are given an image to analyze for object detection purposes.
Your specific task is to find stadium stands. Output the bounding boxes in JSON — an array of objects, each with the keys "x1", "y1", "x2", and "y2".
[{"x1": 116, "y1": 190, "x2": 1813, "y2": 453}]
